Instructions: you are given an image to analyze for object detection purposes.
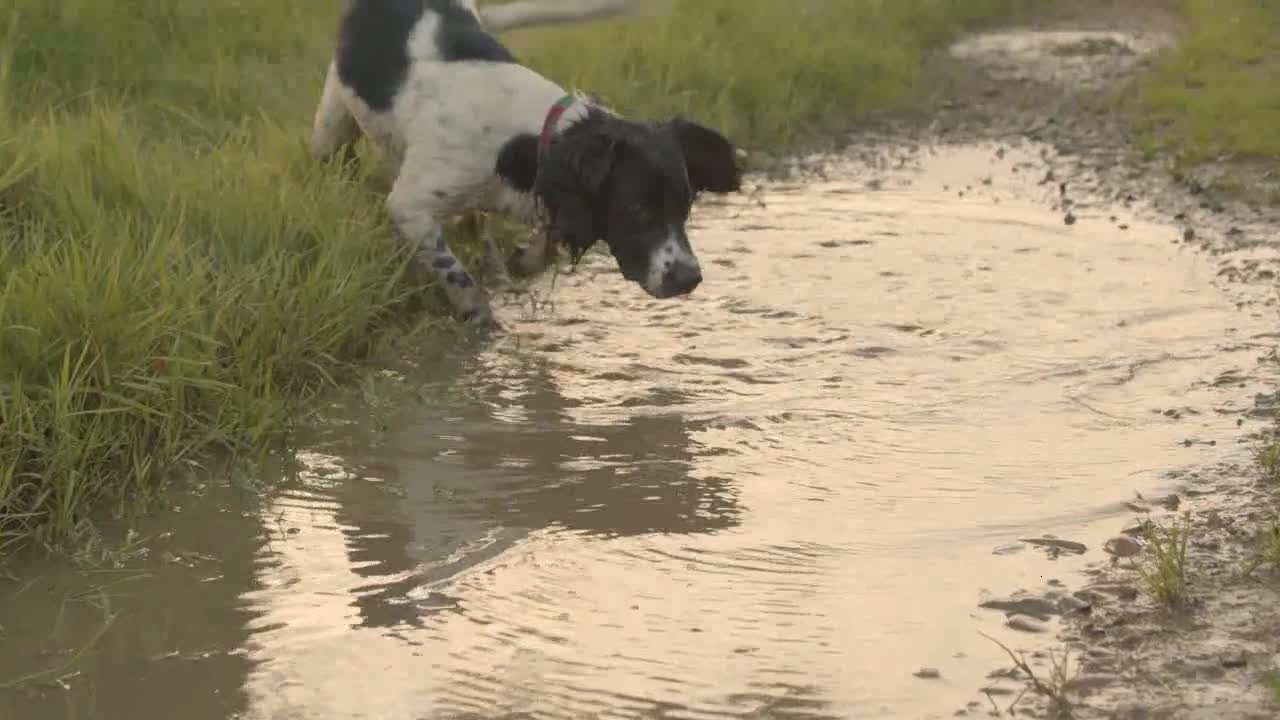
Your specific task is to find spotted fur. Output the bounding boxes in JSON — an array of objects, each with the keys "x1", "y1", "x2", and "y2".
[{"x1": 312, "y1": 0, "x2": 743, "y2": 325}]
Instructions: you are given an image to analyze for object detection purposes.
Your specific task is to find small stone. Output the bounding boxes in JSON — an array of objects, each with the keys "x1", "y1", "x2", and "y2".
[
  {"x1": 914, "y1": 667, "x2": 942, "y2": 679},
  {"x1": 1064, "y1": 212, "x2": 1077, "y2": 225},
  {"x1": 1065, "y1": 674, "x2": 1116, "y2": 692},
  {"x1": 1090, "y1": 583, "x2": 1140, "y2": 601},
  {"x1": 1122, "y1": 519, "x2": 1154, "y2": 537},
  {"x1": 1115, "y1": 703, "x2": 1156, "y2": 719},
  {"x1": 1021, "y1": 537, "x2": 1088, "y2": 555},
  {"x1": 1006, "y1": 614, "x2": 1048, "y2": 633},
  {"x1": 980, "y1": 597, "x2": 1058, "y2": 620},
  {"x1": 992, "y1": 542, "x2": 1025, "y2": 556},
  {"x1": 1057, "y1": 594, "x2": 1092, "y2": 615},
  {"x1": 1221, "y1": 650, "x2": 1248, "y2": 669}
]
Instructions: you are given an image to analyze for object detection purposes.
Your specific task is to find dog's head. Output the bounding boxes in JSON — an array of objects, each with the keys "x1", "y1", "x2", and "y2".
[{"x1": 535, "y1": 110, "x2": 741, "y2": 298}]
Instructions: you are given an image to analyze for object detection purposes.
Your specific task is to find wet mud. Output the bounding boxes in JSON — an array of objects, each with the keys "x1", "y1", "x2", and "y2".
[{"x1": 5, "y1": 3, "x2": 1280, "y2": 719}]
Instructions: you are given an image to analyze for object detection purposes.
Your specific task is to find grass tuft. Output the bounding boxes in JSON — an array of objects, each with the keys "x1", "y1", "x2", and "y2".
[
  {"x1": 981, "y1": 633, "x2": 1079, "y2": 717},
  {"x1": 1136, "y1": 513, "x2": 1191, "y2": 607},
  {"x1": 1242, "y1": 522, "x2": 1280, "y2": 577},
  {"x1": 1255, "y1": 437, "x2": 1280, "y2": 483},
  {"x1": 1267, "y1": 670, "x2": 1280, "y2": 706}
]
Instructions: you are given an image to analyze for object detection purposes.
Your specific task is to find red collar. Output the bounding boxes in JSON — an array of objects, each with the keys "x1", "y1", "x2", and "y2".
[{"x1": 538, "y1": 94, "x2": 578, "y2": 155}]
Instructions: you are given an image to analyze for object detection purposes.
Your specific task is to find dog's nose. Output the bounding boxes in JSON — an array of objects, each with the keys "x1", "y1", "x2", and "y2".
[{"x1": 661, "y1": 262, "x2": 702, "y2": 297}]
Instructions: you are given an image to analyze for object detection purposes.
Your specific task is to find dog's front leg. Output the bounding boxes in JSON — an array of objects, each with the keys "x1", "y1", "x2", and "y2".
[
  {"x1": 311, "y1": 62, "x2": 363, "y2": 169},
  {"x1": 506, "y1": 229, "x2": 558, "y2": 280},
  {"x1": 387, "y1": 181, "x2": 496, "y2": 327},
  {"x1": 476, "y1": 214, "x2": 514, "y2": 289}
]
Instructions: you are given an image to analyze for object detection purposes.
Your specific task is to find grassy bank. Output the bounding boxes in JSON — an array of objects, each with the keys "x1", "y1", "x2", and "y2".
[
  {"x1": 0, "y1": 0, "x2": 424, "y2": 554},
  {"x1": 511, "y1": 0, "x2": 1044, "y2": 150},
  {"x1": 1133, "y1": 0, "x2": 1280, "y2": 196},
  {"x1": 0, "y1": 0, "x2": 1037, "y2": 556}
]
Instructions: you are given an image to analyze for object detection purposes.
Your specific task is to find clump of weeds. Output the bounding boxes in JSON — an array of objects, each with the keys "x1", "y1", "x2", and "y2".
[
  {"x1": 980, "y1": 632, "x2": 1079, "y2": 717},
  {"x1": 1267, "y1": 670, "x2": 1280, "y2": 705},
  {"x1": 1241, "y1": 522, "x2": 1280, "y2": 578},
  {"x1": 1254, "y1": 438, "x2": 1280, "y2": 483},
  {"x1": 1136, "y1": 513, "x2": 1192, "y2": 607}
]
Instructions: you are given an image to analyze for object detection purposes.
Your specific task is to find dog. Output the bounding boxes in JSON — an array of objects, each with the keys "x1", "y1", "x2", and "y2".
[{"x1": 311, "y1": 0, "x2": 744, "y2": 325}]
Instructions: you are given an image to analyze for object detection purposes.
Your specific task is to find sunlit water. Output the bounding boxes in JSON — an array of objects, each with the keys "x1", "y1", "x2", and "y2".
[{"x1": 3, "y1": 142, "x2": 1274, "y2": 720}]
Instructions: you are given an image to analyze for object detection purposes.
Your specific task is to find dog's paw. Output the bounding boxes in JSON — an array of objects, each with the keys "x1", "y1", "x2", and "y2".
[{"x1": 462, "y1": 304, "x2": 504, "y2": 333}]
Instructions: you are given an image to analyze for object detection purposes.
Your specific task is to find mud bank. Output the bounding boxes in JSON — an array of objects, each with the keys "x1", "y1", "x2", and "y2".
[{"x1": 836, "y1": 4, "x2": 1280, "y2": 718}]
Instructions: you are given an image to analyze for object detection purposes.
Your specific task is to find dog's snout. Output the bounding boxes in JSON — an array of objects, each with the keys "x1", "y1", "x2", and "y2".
[
  {"x1": 661, "y1": 261, "x2": 702, "y2": 297},
  {"x1": 640, "y1": 236, "x2": 701, "y2": 298}
]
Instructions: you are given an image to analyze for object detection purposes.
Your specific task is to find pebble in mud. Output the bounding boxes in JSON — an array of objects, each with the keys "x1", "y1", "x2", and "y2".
[
  {"x1": 1055, "y1": 594, "x2": 1092, "y2": 615},
  {"x1": 980, "y1": 596, "x2": 1059, "y2": 620},
  {"x1": 1005, "y1": 614, "x2": 1049, "y2": 633},
  {"x1": 1121, "y1": 518, "x2": 1155, "y2": 537},
  {"x1": 1020, "y1": 536, "x2": 1088, "y2": 557},
  {"x1": 913, "y1": 667, "x2": 942, "y2": 680},
  {"x1": 1220, "y1": 650, "x2": 1248, "y2": 669}
]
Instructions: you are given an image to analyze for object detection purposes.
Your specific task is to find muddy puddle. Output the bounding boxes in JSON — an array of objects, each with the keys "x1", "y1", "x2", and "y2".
[{"x1": 3, "y1": 141, "x2": 1277, "y2": 720}]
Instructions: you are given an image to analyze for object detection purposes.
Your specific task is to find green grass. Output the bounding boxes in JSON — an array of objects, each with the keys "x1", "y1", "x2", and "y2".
[
  {"x1": 509, "y1": 0, "x2": 1044, "y2": 150},
  {"x1": 0, "y1": 0, "x2": 434, "y2": 554},
  {"x1": 1256, "y1": 435, "x2": 1280, "y2": 483},
  {"x1": 1134, "y1": 0, "x2": 1280, "y2": 169},
  {"x1": 0, "y1": 0, "x2": 1037, "y2": 556},
  {"x1": 1242, "y1": 522, "x2": 1280, "y2": 578},
  {"x1": 1137, "y1": 514, "x2": 1192, "y2": 607}
]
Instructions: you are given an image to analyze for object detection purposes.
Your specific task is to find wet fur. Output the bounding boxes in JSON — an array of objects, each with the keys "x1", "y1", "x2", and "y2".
[{"x1": 311, "y1": 0, "x2": 742, "y2": 324}]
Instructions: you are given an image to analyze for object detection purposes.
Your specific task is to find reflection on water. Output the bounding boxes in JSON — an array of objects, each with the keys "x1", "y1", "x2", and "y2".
[
  {"x1": 0, "y1": 483, "x2": 262, "y2": 720},
  {"x1": 3, "y1": 142, "x2": 1275, "y2": 720}
]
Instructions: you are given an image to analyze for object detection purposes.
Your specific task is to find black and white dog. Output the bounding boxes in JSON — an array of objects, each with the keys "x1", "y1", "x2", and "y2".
[{"x1": 311, "y1": 0, "x2": 744, "y2": 325}]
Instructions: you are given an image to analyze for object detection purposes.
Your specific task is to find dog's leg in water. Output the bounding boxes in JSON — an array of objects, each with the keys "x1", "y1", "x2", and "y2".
[
  {"x1": 507, "y1": 229, "x2": 557, "y2": 280},
  {"x1": 476, "y1": 214, "x2": 514, "y2": 290},
  {"x1": 387, "y1": 177, "x2": 496, "y2": 327}
]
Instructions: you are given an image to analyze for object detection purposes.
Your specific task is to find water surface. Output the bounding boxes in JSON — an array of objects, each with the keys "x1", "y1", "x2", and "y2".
[{"x1": 2, "y1": 142, "x2": 1272, "y2": 719}]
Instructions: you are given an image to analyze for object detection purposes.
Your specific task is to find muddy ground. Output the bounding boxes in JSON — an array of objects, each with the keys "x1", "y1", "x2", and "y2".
[{"x1": 806, "y1": 1, "x2": 1280, "y2": 718}]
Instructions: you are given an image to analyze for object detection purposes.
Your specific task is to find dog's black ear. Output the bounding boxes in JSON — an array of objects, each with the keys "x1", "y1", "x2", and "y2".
[
  {"x1": 535, "y1": 132, "x2": 617, "y2": 261},
  {"x1": 549, "y1": 194, "x2": 599, "y2": 263},
  {"x1": 670, "y1": 118, "x2": 741, "y2": 194}
]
